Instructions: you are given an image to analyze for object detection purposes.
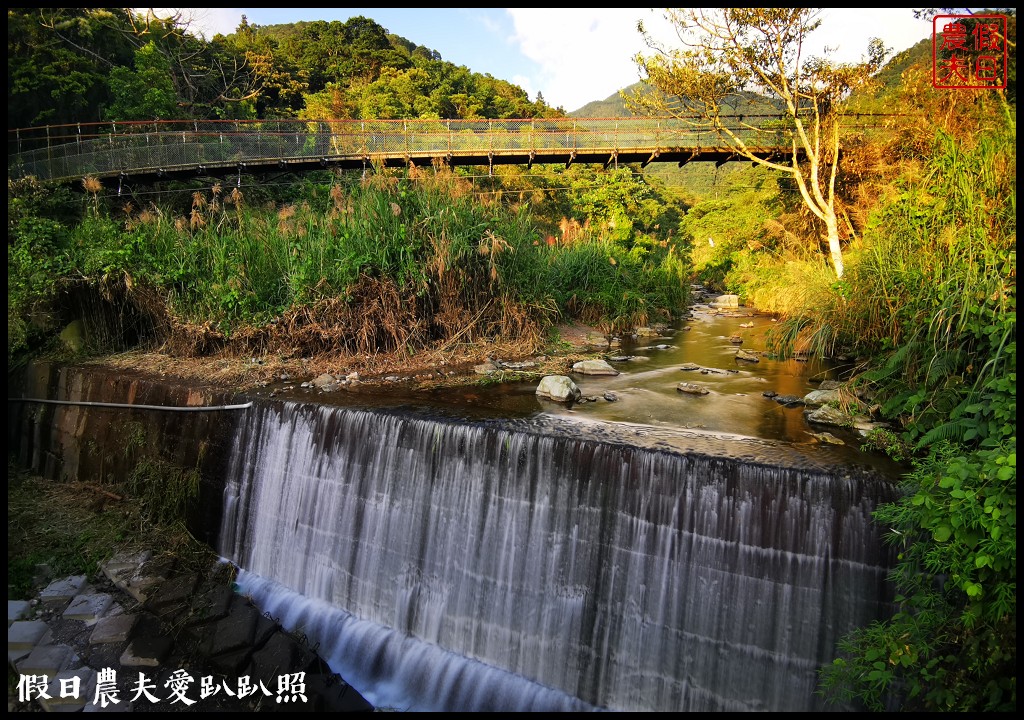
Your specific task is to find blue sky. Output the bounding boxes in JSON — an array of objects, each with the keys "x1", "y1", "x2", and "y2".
[{"x1": 146, "y1": 8, "x2": 934, "y2": 112}]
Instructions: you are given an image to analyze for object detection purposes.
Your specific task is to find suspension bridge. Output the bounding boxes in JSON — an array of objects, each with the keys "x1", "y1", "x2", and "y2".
[{"x1": 8, "y1": 114, "x2": 866, "y2": 185}]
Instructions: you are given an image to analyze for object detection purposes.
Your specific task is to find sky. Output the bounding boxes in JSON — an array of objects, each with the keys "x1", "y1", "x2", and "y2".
[{"x1": 145, "y1": 8, "x2": 934, "y2": 112}]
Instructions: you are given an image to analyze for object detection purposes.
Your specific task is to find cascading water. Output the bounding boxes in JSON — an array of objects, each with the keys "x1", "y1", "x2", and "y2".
[{"x1": 218, "y1": 399, "x2": 897, "y2": 712}]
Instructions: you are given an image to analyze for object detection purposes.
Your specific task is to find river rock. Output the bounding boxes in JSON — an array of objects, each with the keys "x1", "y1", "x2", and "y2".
[
  {"x1": 500, "y1": 361, "x2": 537, "y2": 370},
  {"x1": 712, "y1": 294, "x2": 740, "y2": 307},
  {"x1": 634, "y1": 327, "x2": 660, "y2": 337},
  {"x1": 818, "y1": 380, "x2": 844, "y2": 390},
  {"x1": 804, "y1": 404, "x2": 853, "y2": 427},
  {"x1": 680, "y1": 363, "x2": 701, "y2": 371},
  {"x1": 808, "y1": 431, "x2": 845, "y2": 445},
  {"x1": 585, "y1": 334, "x2": 610, "y2": 350},
  {"x1": 536, "y1": 375, "x2": 581, "y2": 403},
  {"x1": 311, "y1": 373, "x2": 338, "y2": 390},
  {"x1": 572, "y1": 359, "x2": 619, "y2": 376},
  {"x1": 774, "y1": 394, "x2": 804, "y2": 406},
  {"x1": 603, "y1": 392, "x2": 618, "y2": 402},
  {"x1": 729, "y1": 335, "x2": 743, "y2": 344},
  {"x1": 803, "y1": 389, "x2": 841, "y2": 407},
  {"x1": 735, "y1": 349, "x2": 760, "y2": 363},
  {"x1": 474, "y1": 360, "x2": 499, "y2": 375},
  {"x1": 676, "y1": 382, "x2": 709, "y2": 396}
]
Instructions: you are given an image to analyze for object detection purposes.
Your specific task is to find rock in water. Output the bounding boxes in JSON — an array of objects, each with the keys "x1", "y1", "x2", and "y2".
[{"x1": 536, "y1": 376, "x2": 581, "y2": 403}]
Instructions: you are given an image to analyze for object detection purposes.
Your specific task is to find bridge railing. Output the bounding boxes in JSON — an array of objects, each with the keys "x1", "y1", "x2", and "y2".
[{"x1": 8, "y1": 116, "x2": 799, "y2": 182}]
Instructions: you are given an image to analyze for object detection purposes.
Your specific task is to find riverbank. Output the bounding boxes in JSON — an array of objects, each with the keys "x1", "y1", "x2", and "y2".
[{"x1": 63, "y1": 321, "x2": 610, "y2": 396}]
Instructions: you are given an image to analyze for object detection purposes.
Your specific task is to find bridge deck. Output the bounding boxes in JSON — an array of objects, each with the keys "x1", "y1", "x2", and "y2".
[{"x1": 9, "y1": 116, "x2": 804, "y2": 183}]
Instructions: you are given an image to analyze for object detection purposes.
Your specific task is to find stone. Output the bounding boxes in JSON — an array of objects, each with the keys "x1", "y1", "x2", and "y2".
[
  {"x1": 202, "y1": 603, "x2": 258, "y2": 657},
  {"x1": 571, "y1": 359, "x2": 619, "y2": 376},
  {"x1": 8, "y1": 619, "x2": 49, "y2": 649},
  {"x1": 729, "y1": 335, "x2": 743, "y2": 344},
  {"x1": 500, "y1": 361, "x2": 537, "y2": 370},
  {"x1": 64, "y1": 593, "x2": 114, "y2": 626},
  {"x1": 9, "y1": 600, "x2": 32, "y2": 627},
  {"x1": 119, "y1": 634, "x2": 173, "y2": 667},
  {"x1": 735, "y1": 349, "x2": 760, "y2": 363},
  {"x1": 17, "y1": 643, "x2": 79, "y2": 677},
  {"x1": 473, "y1": 361, "x2": 499, "y2": 375},
  {"x1": 808, "y1": 432, "x2": 845, "y2": 445},
  {"x1": 40, "y1": 667, "x2": 98, "y2": 712},
  {"x1": 585, "y1": 334, "x2": 610, "y2": 349},
  {"x1": 39, "y1": 576, "x2": 88, "y2": 606},
  {"x1": 310, "y1": 373, "x2": 337, "y2": 389},
  {"x1": 680, "y1": 363, "x2": 700, "y2": 371},
  {"x1": 676, "y1": 382, "x2": 710, "y2": 396},
  {"x1": 603, "y1": 392, "x2": 618, "y2": 402},
  {"x1": 762, "y1": 391, "x2": 778, "y2": 398},
  {"x1": 818, "y1": 380, "x2": 844, "y2": 390},
  {"x1": 805, "y1": 404, "x2": 853, "y2": 427},
  {"x1": 803, "y1": 389, "x2": 841, "y2": 407},
  {"x1": 712, "y1": 294, "x2": 740, "y2": 307},
  {"x1": 535, "y1": 376, "x2": 581, "y2": 403},
  {"x1": 146, "y1": 575, "x2": 198, "y2": 618},
  {"x1": 101, "y1": 552, "x2": 152, "y2": 584},
  {"x1": 90, "y1": 613, "x2": 138, "y2": 645},
  {"x1": 774, "y1": 394, "x2": 805, "y2": 406}
]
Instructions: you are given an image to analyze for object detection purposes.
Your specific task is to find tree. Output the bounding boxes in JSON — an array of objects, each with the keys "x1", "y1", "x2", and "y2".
[
  {"x1": 631, "y1": 8, "x2": 887, "y2": 278},
  {"x1": 105, "y1": 42, "x2": 181, "y2": 121}
]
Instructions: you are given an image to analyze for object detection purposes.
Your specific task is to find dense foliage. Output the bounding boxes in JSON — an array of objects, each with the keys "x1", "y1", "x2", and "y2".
[
  {"x1": 813, "y1": 119, "x2": 1016, "y2": 712},
  {"x1": 8, "y1": 8, "x2": 559, "y2": 129}
]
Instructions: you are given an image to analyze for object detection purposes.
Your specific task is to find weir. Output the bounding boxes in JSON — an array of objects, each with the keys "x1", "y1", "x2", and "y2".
[{"x1": 217, "y1": 399, "x2": 898, "y2": 712}]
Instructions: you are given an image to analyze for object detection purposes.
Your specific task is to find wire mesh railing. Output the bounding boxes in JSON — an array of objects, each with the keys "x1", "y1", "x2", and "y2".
[{"x1": 9, "y1": 115, "x2": 866, "y2": 182}]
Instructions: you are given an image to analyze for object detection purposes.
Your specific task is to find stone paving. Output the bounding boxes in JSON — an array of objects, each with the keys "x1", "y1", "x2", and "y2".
[{"x1": 8, "y1": 552, "x2": 373, "y2": 713}]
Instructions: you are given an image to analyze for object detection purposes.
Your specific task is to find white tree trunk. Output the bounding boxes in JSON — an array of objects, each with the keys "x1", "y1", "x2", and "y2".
[{"x1": 825, "y1": 213, "x2": 844, "y2": 279}]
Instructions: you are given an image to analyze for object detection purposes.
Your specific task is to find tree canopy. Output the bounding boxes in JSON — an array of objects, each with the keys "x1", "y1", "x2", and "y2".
[{"x1": 7, "y1": 8, "x2": 559, "y2": 128}]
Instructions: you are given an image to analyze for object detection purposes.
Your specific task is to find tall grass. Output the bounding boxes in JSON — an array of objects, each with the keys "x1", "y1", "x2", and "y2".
[
  {"x1": 27, "y1": 167, "x2": 689, "y2": 356},
  {"x1": 767, "y1": 125, "x2": 1015, "y2": 442}
]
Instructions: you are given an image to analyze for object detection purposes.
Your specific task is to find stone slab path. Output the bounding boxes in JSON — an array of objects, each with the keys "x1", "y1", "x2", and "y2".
[{"x1": 8, "y1": 552, "x2": 373, "y2": 712}]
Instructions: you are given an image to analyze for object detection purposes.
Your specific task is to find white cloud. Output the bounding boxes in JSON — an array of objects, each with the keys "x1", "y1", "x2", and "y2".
[
  {"x1": 506, "y1": 8, "x2": 660, "y2": 111},
  {"x1": 506, "y1": 8, "x2": 931, "y2": 112}
]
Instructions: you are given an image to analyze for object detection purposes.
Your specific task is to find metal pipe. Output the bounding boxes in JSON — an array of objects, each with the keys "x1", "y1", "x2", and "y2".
[{"x1": 9, "y1": 398, "x2": 252, "y2": 412}]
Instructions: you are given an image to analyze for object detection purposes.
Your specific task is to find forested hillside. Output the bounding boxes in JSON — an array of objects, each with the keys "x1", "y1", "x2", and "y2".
[{"x1": 7, "y1": 8, "x2": 560, "y2": 129}]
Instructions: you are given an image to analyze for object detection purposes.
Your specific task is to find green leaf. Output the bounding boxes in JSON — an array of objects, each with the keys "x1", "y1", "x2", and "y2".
[{"x1": 933, "y1": 525, "x2": 952, "y2": 542}]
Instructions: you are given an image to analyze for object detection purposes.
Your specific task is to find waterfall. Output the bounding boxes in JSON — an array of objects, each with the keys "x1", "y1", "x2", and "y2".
[{"x1": 219, "y1": 400, "x2": 896, "y2": 712}]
